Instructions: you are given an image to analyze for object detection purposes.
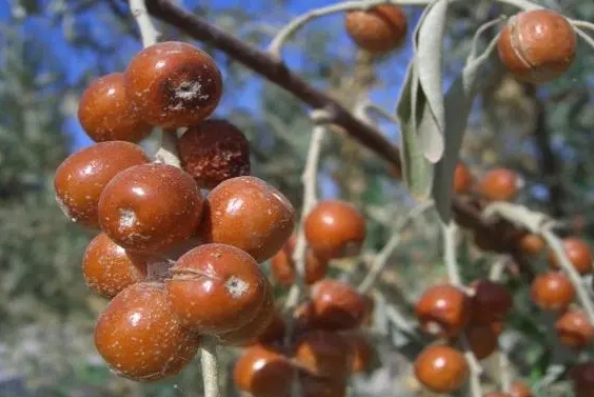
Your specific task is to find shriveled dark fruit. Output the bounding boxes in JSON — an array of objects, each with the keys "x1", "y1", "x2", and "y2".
[
  {"x1": 415, "y1": 284, "x2": 470, "y2": 338},
  {"x1": 569, "y1": 362, "x2": 594, "y2": 397},
  {"x1": 468, "y1": 279, "x2": 513, "y2": 325},
  {"x1": 344, "y1": 4, "x2": 407, "y2": 54},
  {"x1": 300, "y1": 373, "x2": 348, "y2": 397},
  {"x1": 548, "y1": 237, "x2": 593, "y2": 275},
  {"x1": 498, "y1": 9, "x2": 576, "y2": 84},
  {"x1": 463, "y1": 324, "x2": 498, "y2": 360},
  {"x1": 414, "y1": 344, "x2": 469, "y2": 393},
  {"x1": 93, "y1": 282, "x2": 200, "y2": 382},
  {"x1": 177, "y1": 119, "x2": 251, "y2": 189},
  {"x1": 293, "y1": 330, "x2": 354, "y2": 381},
  {"x1": 554, "y1": 309, "x2": 594, "y2": 349},
  {"x1": 309, "y1": 278, "x2": 367, "y2": 331}
]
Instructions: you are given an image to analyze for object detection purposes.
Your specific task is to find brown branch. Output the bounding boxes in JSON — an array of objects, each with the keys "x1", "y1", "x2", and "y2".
[{"x1": 145, "y1": 0, "x2": 535, "y2": 282}]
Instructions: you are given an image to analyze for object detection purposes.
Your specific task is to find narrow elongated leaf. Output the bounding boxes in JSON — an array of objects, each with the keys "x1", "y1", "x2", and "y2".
[
  {"x1": 432, "y1": 36, "x2": 503, "y2": 222},
  {"x1": 414, "y1": 0, "x2": 449, "y2": 163}
]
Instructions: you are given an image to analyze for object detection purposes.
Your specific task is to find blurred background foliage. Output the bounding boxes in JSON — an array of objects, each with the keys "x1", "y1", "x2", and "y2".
[{"x1": 0, "y1": 0, "x2": 593, "y2": 396}]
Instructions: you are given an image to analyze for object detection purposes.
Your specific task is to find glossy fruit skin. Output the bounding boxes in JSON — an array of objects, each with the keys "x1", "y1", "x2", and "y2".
[
  {"x1": 468, "y1": 280, "x2": 513, "y2": 325},
  {"x1": 54, "y1": 141, "x2": 150, "y2": 229},
  {"x1": 166, "y1": 243, "x2": 270, "y2": 334},
  {"x1": 530, "y1": 271, "x2": 575, "y2": 311},
  {"x1": 177, "y1": 119, "x2": 250, "y2": 189},
  {"x1": 98, "y1": 163, "x2": 203, "y2": 254},
  {"x1": 518, "y1": 233, "x2": 545, "y2": 256},
  {"x1": 554, "y1": 309, "x2": 594, "y2": 349},
  {"x1": 198, "y1": 176, "x2": 295, "y2": 262},
  {"x1": 510, "y1": 381, "x2": 532, "y2": 397},
  {"x1": 124, "y1": 41, "x2": 222, "y2": 128},
  {"x1": 93, "y1": 282, "x2": 200, "y2": 382},
  {"x1": 464, "y1": 324, "x2": 498, "y2": 360},
  {"x1": 304, "y1": 200, "x2": 366, "y2": 260},
  {"x1": 549, "y1": 237, "x2": 593, "y2": 275},
  {"x1": 310, "y1": 279, "x2": 367, "y2": 331},
  {"x1": 344, "y1": 4, "x2": 407, "y2": 54},
  {"x1": 498, "y1": 9, "x2": 576, "y2": 84},
  {"x1": 415, "y1": 284, "x2": 470, "y2": 338},
  {"x1": 82, "y1": 233, "x2": 147, "y2": 299},
  {"x1": 271, "y1": 234, "x2": 328, "y2": 286},
  {"x1": 570, "y1": 362, "x2": 594, "y2": 397},
  {"x1": 477, "y1": 168, "x2": 521, "y2": 202},
  {"x1": 293, "y1": 330, "x2": 354, "y2": 381},
  {"x1": 233, "y1": 344, "x2": 296, "y2": 397},
  {"x1": 240, "y1": 309, "x2": 286, "y2": 347},
  {"x1": 78, "y1": 72, "x2": 152, "y2": 143},
  {"x1": 414, "y1": 344, "x2": 469, "y2": 393},
  {"x1": 453, "y1": 161, "x2": 474, "y2": 195},
  {"x1": 300, "y1": 374, "x2": 347, "y2": 397}
]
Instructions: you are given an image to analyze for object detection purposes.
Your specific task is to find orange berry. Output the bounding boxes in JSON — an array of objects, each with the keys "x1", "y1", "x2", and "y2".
[
  {"x1": 510, "y1": 381, "x2": 532, "y2": 397},
  {"x1": 344, "y1": 4, "x2": 407, "y2": 54},
  {"x1": 304, "y1": 200, "x2": 366, "y2": 260},
  {"x1": 82, "y1": 233, "x2": 147, "y2": 299},
  {"x1": 198, "y1": 176, "x2": 295, "y2": 262},
  {"x1": 415, "y1": 284, "x2": 470, "y2": 338},
  {"x1": 518, "y1": 233, "x2": 545, "y2": 256},
  {"x1": 78, "y1": 72, "x2": 152, "y2": 143},
  {"x1": 548, "y1": 237, "x2": 593, "y2": 275},
  {"x1": 453, "y1": 161, "x2": 474, "y2": 195},
  {"x1": 530, "y1": 271, "x2": 575, "y2": 311},
  {"x1": 414, "y1": 344, "x2": 468, "y2": 393},
  {"x1": 98, "y1": 163, "x2": 203, "y2": 254},
  {"x1": 293, "y1": 330, "x2": 354, "y2": 381},
  {"x1": 270, "y1": 234, "x2": 328, "y2": 286},
  {"x1": 310, "y1": 278, "x2": 367, "y2": 331},
  {"x1": 477, "y1": 168, "x2": 521, "y2": 201},
  {"x1": 554, "y1": 309, "x2": 594, "y2": 349},
  {"x1": 54, "y1": 141, "x2": 149, "y2": 229},
  {"x1": 177, "y1": 119, "x2": 251, "y2": 189},
  {"x1": 93, "y1": 282, "x2": 200, "y2": 381},
  {"x1": 124, "y1": 41, "x2": 222, "y2": 128},
  {"x1": 468, "y1": 280, "x2": 513, "y2": 325},
  {"x1": 498, "y1": 9, "x2": 576, "y2": 84}
]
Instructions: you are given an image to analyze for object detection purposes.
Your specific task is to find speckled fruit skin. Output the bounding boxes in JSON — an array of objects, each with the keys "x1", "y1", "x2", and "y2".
[
  {"x1": 549, "y1": 237, "x2": 593, "y2": 275},
  {"x1": 93, "y1": 282, "x2": 200, "y2": 382},
  {"x1": 554, "y1": 309, "x2": 594, "y2": 349},
  {"x1": 498, "y1": 9, "x2": 576, "y2": 84},
  {"x1": 271, "y1": 234, "x2": 328, "y2": 286},
  {"x1": 198, "y1": 176, "x2": 295, "y2": 262},
  {"x1": 166, "y1": 243, "x2": 271, "y2": 335},
  {"x1": 300, "y1": 374, "x2": 347, "y2": 397},
  {"x1": 78, "y1": 72, "x2": 152, "y2": 143},
  {"x1": 82, "y1": 233, "x2": 147, "y2": 299},
  {"x1": 570, "y1": 362, "x2": 594, "y2": 397},
  {"x1": 468, "y1": 280, "x2": 512, "y2": 325},
  {"x1": 293, "y1": 330, "x2": 354, "y2": 381},
  {"x1": 344, "y1": 4, "x2": 407, "y2": 54},
  {"x1": 177, "y1": 119, "x2": 251, "y2": 189},
  {"x1": 510, "y1": 381, "x2": 532, "y2": 397},
  {"x1": 518, "y1": 233, "x2": 545, "y2": 256},
  {"x1": 464, "y1": 324, "x2": 498, "y2": 360},
  {"x1": 304, "y1": 200, "x2": 366, "y2": 260},
  {"x1": 98, "y1": 163, "x2": 203, "y2": 255},
  {"x1": 453, "y1": 161, "x2": 473, "y2": 195},
  {"x1": 530, "y1": 271, "x2": 575, "y2": 311},
  {"x1": 233, "y1": 344, "x2": 296, "y2": 397},
  {"x1": 310, "y1": 278, "x2": 367, "y2": 331},
  {"x1": 477, "y1": 168, "x2": 521, "y2": 202},
  {"x1": 54, "y1": 141, "x2": 150, "y2": 229},
  {"x1": 415, "y1": 284, "x2": 470, "y2": 338},
  {"x1": 124, "y1": 41, "x2": 222, "y2": 128},
  {"x1": 414, "y1": 344, "x2": 468, "y2": 393}
]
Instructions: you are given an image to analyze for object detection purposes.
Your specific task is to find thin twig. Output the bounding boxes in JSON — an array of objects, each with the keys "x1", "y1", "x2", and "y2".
[
  {"x1": 461, "y1": 336, "x2": 484, "y2": 397},
  {"x1": 129, "y1": 0, "x2": 160, "y2": 47},
  {"x1": 499, "y1": 349, "x2": 512, "y2": 393},
  {"x1": 442, "y1": 222, "x2": 463, "y2": 288},
  {"x1": 358, "y1": 201, "x2": 434, "y2": 293},
  {"x1": 200, "y1": 337, "x2": 221, "y2": 397},
  {"x1": 574, "y1": 26, "x2": 594, "y2": 52},
  {"x1": 155, "y1": 128, "x2": 182, "y2": 168}
]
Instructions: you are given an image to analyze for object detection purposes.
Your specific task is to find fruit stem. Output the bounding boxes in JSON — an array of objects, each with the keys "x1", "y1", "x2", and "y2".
[
  {"x1": 200, "y1": 337, "x2": 221, "y2": 397},
  {"x1": 129, "y1": 0, "x2": 160, "y2": 47},
  {"x1": 155, "y1": 129, "x2": 182, "y2": 168}
]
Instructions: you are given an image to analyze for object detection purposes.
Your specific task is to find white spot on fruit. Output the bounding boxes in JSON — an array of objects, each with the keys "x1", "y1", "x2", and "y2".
[
  {"x1": 119, "y1": 208, "x2": 137, "y2": 230},
  {"x1": 225, "y1": 276, "x2": 248, "y2": 299}
]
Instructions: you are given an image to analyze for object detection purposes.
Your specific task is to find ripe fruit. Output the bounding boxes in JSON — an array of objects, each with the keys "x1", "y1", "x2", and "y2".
[
  {"x1": 477, "y1": 168, "x2": 521, "y2": 201},
  {"x1": 309, "y1": 279, "x2": 367, "y2": 331},
  {"x1": 498, "y1": 9, "x2": 576, "y2": 84},
  {"x1": 198, "y1": 176, "x2": 295, "y2": 262},
  {"x1": 345, "y1": 333, "x2": 374, "y2": 373},
  {"x1": 548, "y1": 237, "x2": 593, "y2": 275},
  {"x1": 530, "y1": 271, "x2": 575, "y2": 311},
  {"x1": 82, "y1": 233, "x2": 147, "y2": 299},
  {"x1": 468, "y1": 280, "x2": 513, "y2": 325},
  {"x1": 344, "y1": 4, "x2": 407, "y2": 54},
  {"x1": 569, "y1": 362, "x2": 594, "y2": 397},
  {"x1": 124, "y1": 41, "x2": 222, "y2": 128},
  {"x1": 415, "y1": 284, "x2": 470, "y2": 338},
  {"x1": 554, "y1": 309, "x2": 594, "y2": 349},
  {"x1": 78, "y1": 72, "x2": 152, "y2": 143},
  {"x1": 166, "y1": 243, "x2": 270, "y2": 334},
  {"x1": 241, "y1": 309, "x2": 286, "y2": 346},
  {"x1": 510, "y1": 381, "x2": 532, "y2": 397},
  {"x1": 98, "y1": 163, "x2": 203, "y2": 254},
  {"x1": 177, "y1": 119, "x2": 251, "y2": 189},
  {"x1": 94, "y1": 282, "x2": 200, "y2": 381},
  {"x1": 293, "y1": 330, "x2": 354, "y2": 381},
  {"x1": 54, "y1": 141, "x2": 150, "y2": 229},
  {"x1": 453, "y1": 161, "x2": 474, "y2": 195},
  {"x1": 518, "y1": 233, "x2": 545, "y2": 256},
  {"x1": 414, "y1": 344, "x2": 468, "y2": 393},
  {"x1": 270, "y1": 234, "x2": 328, "y2": 286},
  {"x1": 233, "y1": 344, "x2": 296, "y2": 397},
  {"x1": 304, "y1": 200, "x2": 366, "y2": 260},
  {"x1": 464, "y1": 324, "x2": 498, "y2": 360}
]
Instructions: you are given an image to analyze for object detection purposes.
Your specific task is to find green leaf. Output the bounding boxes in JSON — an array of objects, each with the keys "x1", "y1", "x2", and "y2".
[
  {"x1": 414, "y1": 0, "x2": 449, "y2": 163},
  {"x1": 431, "y1": 36, "x2": 503, "y2": 222}
]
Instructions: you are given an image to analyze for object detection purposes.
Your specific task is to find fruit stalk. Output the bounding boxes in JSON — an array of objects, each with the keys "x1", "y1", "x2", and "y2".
[{"x1": 201, "y1": 337, "x2": 221, "y2": 397}]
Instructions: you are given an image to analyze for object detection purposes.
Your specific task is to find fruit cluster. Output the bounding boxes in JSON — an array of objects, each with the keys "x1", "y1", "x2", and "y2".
[{"x1": 54, "y1": 41, "x2": 298, "y2": 382}]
